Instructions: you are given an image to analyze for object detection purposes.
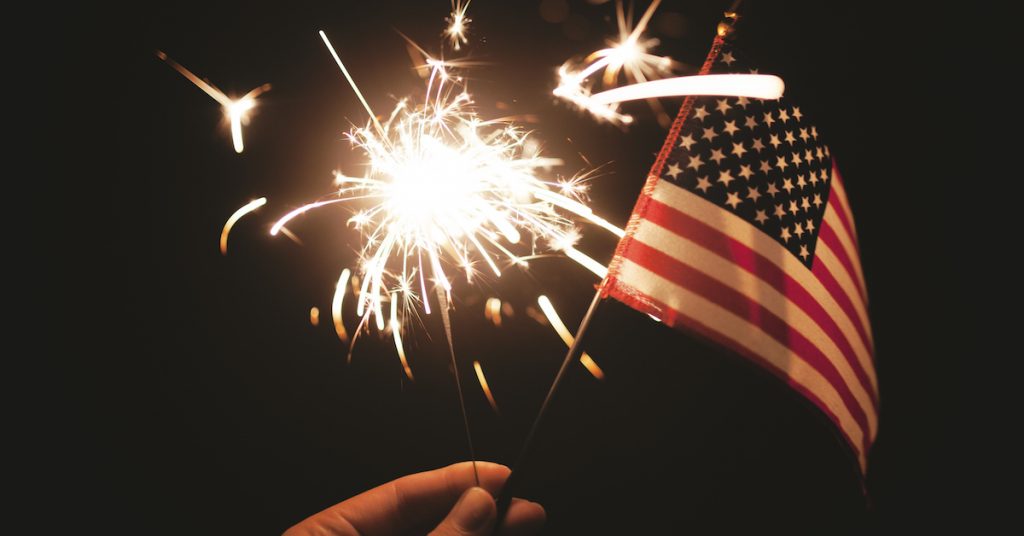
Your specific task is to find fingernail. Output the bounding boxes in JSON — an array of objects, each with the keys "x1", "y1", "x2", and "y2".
[{"x1": 452, "y1": 487, "x2": 494, "y2": 531}]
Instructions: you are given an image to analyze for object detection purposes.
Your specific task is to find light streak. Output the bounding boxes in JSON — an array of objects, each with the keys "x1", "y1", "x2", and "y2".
[
  {"x1": 220, "y1": 197, "x2": 267, "y2": 255},
  {"x1": 537, "y1": 295, "x2": 605, "y2": 380},
  {"x1": 473, "y1": 360, "x2": 500, "y2": 414}
]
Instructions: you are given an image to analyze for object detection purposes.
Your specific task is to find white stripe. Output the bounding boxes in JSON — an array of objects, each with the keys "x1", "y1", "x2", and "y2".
[
  {"x1": 633, "y1": 220, "x2": 877, "y2": 436},
  {"x1": 813, "y1": 241, "x2": 873, "y2": 348},
  {"x1": 616, "y1": 258, "x2": 867, "y2": 466},
  {"x1": 828, "y1": 168, "x2": 859, "y2": 242},
  {"x1": 823, "y1": 205, "x2": 868, "y2": 303},
  {"x1": 648, "y1": 181, "x2": 877, "y2": 389}
]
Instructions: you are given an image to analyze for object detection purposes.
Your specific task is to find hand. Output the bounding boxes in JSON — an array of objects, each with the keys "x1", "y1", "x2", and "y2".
[{"x1": 284, "y1": 461, "x2": 545, "y2": 536}]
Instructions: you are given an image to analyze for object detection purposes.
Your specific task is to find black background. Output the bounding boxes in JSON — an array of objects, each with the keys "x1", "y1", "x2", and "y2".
[{"x1": 43, "y1": 1, "x2": 970, "y2": 533}]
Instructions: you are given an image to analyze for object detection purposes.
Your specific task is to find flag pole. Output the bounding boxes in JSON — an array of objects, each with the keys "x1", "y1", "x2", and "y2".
[
  {"x1": 494, "y1": 289, "x2": 604, "y2": 522},
  {"x1": 495, "y1": 2, "x2": 743, "y2": 524}
]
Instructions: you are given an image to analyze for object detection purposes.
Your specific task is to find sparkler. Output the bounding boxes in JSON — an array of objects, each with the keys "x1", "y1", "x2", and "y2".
[
  {"x1": 157, "y1": 51, "x2": 270, "y2": 153},
  {"x1": 446, "y1": 1, "x2": 472, "y2": 51}
]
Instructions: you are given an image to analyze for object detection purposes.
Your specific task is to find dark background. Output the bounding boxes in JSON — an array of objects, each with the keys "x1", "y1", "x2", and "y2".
[{"x1": 44, "y1": 0, "x2": 970, "y2": 533}]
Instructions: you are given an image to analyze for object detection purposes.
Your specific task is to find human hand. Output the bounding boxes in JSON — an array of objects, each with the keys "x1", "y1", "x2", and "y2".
[{"x1": 284, "y1": 461, "x2": 545, "y2": 536}]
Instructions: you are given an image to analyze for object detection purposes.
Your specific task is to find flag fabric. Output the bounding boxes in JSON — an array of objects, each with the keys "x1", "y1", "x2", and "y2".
[{"x1": 601, "y1": 36, "x2": 878, "y2": 472}]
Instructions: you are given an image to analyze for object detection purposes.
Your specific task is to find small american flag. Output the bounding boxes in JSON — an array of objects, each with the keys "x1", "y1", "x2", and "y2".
[{"x1": 601, "y1": 36, "x2": 878, "y2": 472}]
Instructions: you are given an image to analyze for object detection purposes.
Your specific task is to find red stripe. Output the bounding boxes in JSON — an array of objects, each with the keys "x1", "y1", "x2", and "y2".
[
  {"x1": 826, "y1": 168, "x2": 861, "y2": 256},
  {"x1": 809, "y1": 258, "x2": 874, "y2": 353},
  {"x1": 604, "y1": 282, "x2": 868, "y2": 470},
  {"x1": 640, "y1": 196, "x2": 878, "y2": 397},
  {"x1": 625, "y1": 239, "x2": 875, "y2": 436},
  {"x1": 817, "y1": 221, "x2": 868, "y2": 305}
]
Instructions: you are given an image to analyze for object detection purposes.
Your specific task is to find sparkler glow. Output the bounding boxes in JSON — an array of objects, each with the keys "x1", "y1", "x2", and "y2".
[
  {"x1": 271, "y1": 32, "x2": 623, "y2": 341},
  {"x1": 446, "y1": 0, "x2": 472, "y2": 51},
  {"x1": 473, "y1": 360, "x2": 500, "y2": 414},
  {"x1": 220, "y1": 197, "x2": 267, "y2": 255},
  {"x1": 157, "y1": 51, "x2": 270, "y2": 153},
  {"x1": 537, "y1": 295, "x2": 605, "y2": 380}
]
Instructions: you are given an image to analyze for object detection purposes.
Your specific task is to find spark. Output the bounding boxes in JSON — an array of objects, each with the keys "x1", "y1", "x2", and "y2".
[
  {"x1": 390, "y1": 292, "x2": 414, "y2": 381},
  {"x1": 537, "y1": 295, "x2": 605, "y2": 380},
  {"x1": 220, "y1": 197, "x2": 267, "y2": 255},
  {"x1": 309, "y1": 306, "x2": 320, "y2": 326},
  {"x1": 331, "y1": 268, "x2": 352, "y2": 343},
  {"x1": 485, "y1": 297, "x2": 503, "y2": 327},
  {"x1": 473, "y1": 360, "x2": 500, "y2": 414},
  {"x1": 272, "y1": 31, "x2": 623, "y2": 339},
  {"x1": 446, "y1": 1, "x2": 472, "y2": 51},
  {"x1": 157, "y1": 51, "x2": 270, "y2": 153}
]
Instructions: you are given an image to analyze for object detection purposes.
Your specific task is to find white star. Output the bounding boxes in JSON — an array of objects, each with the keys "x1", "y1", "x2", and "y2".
[
  {"x1": 721, "y1": 51, "x2": 736, "y2": 65},
  {"x1": 731, "y1": 142, "x2": 747, "y2": 158},
  {"x1": 679, "y1": 134, "x2": 696, "y2": 150},
  {"x1": 695, "y1": 175, "x2": 712, "y2": 192},
  {"x1": 801, "y1": 197, "x2": 811, "y2": 211},
  {"x1": 824, "y1": 146, "x2": 831, "y2": 157},
  {"x1": 766, "y1": 182, "x2": 780, "y2": 197},
  {"x1": 780, "y1": 226, "x2": 792, "y2": 242},
  {"x1": 716, "y1": 98, "x2": 732, "y2": 114},
  {"x1": 812, "y1": 193, "x2": 823, "y2": 208},
  {"x1": 804, "y1": 149, "x2": 814, "y2": 163},
  {"x1": 752, "y1": 138, "x2": 765, "y2": 152},
  {"x1": 738, "y1": 164, "x2": 754, "y2": 179},
  {"x1": 782, "y1": 178, "x2": 794, "y2": 193},
  {"x1": 799, "y1": 128, "x2": 810, "y2": 142},
  {"x1": 792, "y1": 107, "x2": 803, "y2": 121},
  {"x1": 789, "y1": 200, "x2": 800, "y2": 215},
  {"x1": 747, "y1": 186, "x2": 762, "y2": 202},
  {"x1": 701, "y1": 127, "x2": 718, "y2": 141},
  {"x1": 723, "y1": 120, "x2": 740, "y2": 136},
  {"x1": 665, "y1": 163, "x2": 682, "y2": 179},
  {"x1": 763, "y1": 112, "x2": 776, "y2": 127},
  {"x1": 744, "y1": 115, "x2": 758, "y2": 129},
  {"x1": 806, "y1": 219, "x2": 815, "y2": 232},
  {"x1": 769, "y1": 134, "x2": 782, "y2": 149},
  {"x1": 774, "y1": 203, "x2": 786, "y2": 219},
  {"x1": 686, "y1": 153, "x2": 705, "y2": 171},
  {"x1": 760, "y1": 160, "x2": 772, "y2": 174},
  {"x1": 784, "y1": 130, "x2": 796, "y2": 144},
  {"x1": 725, "y1": 191, "x2": 742, "y2": 209},
  {"x1": 799, "y1": 244, "x2": 809, "y2": 260},
  {"x1": 815, "y1": 147, "x2": 825, "y2": 160},
  {"x1": 796, "y1": 174, "x2": 807, "y2": 188},
  {"x1": 709, "y1": 148, "x2": 726, "y2": 164},
  {"x1": 775, "y1": 156, "x2": 789, "y2": 171},
  {"x1": 792, "y1": 152, "x2": 803, "y2": 166},
  {"x1": 809, "y1": 170, "x2": 819, "y2": 185},
  {"x1": 693, "y1": 106, "x2": 709, "y2": 121},
  {"x1": 736, "y1": 96, "x2": 750, "y2": 108},
  {"x1": 820, "y1": 166, "x2": 830, "y2": 181},
  {"x1": 718, "y1": 170, "x2": 736, "y2": 186},
  {"x1": 811, "y1": 126, "x2": 818, "y2": 139},
  {"x1": 778, "y1": 108, "x2": 790, "y2": 122},
  {"x1": 754, "y1": 210, "x2": 768, "y2": 224},
  {"x1": 794, "y1": 222, "x2": 805, "y2": 238}
]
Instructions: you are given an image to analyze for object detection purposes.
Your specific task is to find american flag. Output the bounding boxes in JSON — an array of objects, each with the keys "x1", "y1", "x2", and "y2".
[{"x1": 601, "y1": 36, "x2": 878, "y2": 472}]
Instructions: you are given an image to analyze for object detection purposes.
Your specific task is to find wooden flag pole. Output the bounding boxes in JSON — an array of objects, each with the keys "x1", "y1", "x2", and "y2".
[{"x1": 494, "y1": 289, "x2": 605, "y2": 522}]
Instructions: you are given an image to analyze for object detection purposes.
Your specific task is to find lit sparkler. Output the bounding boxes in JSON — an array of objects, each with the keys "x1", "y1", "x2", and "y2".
[
  {"x1": 157, "y1": 51, "x2": 270, "y2": 153},
  {"x1": 446, "y1": 1, "x2": 472, "y2": 51}
]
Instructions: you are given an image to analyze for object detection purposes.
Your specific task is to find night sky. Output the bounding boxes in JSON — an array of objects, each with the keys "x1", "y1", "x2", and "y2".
[{"x1": 44, "y1": 1, "x2": 970, "y2": 533}]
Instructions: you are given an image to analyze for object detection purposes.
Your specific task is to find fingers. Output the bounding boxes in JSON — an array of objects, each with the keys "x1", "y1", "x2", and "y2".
[
  {"x1": 428, "y1": 487, "x2": 496, "y2": 536},
  {"x1": 497, "y1": 498, "x2": 546, "y2": 536}
]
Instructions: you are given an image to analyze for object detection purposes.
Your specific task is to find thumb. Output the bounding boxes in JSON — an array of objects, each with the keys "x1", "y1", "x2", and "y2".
[{"x1": 429, "y1": 487, "x2": 496, "y2": 536}]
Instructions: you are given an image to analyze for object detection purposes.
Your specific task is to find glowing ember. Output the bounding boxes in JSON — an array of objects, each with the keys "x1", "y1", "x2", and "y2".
[{"x1": 309, "y1": 306, "x2": 320, "y2": 326}]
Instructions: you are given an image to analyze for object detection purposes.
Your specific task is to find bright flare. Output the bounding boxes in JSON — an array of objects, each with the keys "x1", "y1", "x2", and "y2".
[
  {"x1": 446, "y1": 1, "x2": 472, "y2": 51},
  {"x1": 157, "y1": 51, "x2": 270, "y2": 153}
]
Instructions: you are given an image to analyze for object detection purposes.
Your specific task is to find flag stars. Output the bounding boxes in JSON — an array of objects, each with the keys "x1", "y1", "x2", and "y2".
[
  {"x1": 716, "y1": 98, "x2": 732, "y2": 114},
  {"x1": 788, "y1": 200, "x2": 800, "y2": 215},
  {"x1": 799, "y1": 244, "x2": 810, "y2": 260},
  {"x1": 723, "y1": 120, "x2": 740, "y2": 136},
  {"x1": 731, "y1": 142, "x2": 747, "y2": 157},
  {"x1": 799, "y1": 128, "x2": 810, "y2": 142},
  {"x1": 720, "y1": 51, "x2": 736, "y2": 65},
  {"x1": 801, "y1": 196, "x2": 811, "y2": 211},
  {"x1": 766, "y1": 182, "x2": 780, "y2": 197},
  {"x1": 769, "y1": 134, "x2": 782, "y2": 149},
  {"x1": 736, "y1": 96, "x2": 750, "y2": 108},
  {"x1": 812, "y1": 193, "x2": 823, "y2": 209},
  {"x1": 815, "y1": 147, "x2": 825, "y2": 160},
  {"x1": 811, "y1": 126, "x2": 818, "y2": 139},
  {"x1": 709, "y1": 148, "x2": 727, "y2": 164},
  {"x1": 792, "y1": 107, "x2": 803, "y2": 121},
  {"x1": 778, "y1": 108, "x2": 790, "y2": 122},
  {"x1": 754, "y1": 209, "x2": 768, "y2": 224},
  {"x1": 805, "y1": 219, "x2": 815, "y2": 232},
  {"x1": 809, "y1": 170, "x2": 819, "y2": 185},
  {"x1": 763, "y1": 112, "x2": 776, "y2": 127},
  {"x1": 701, "y1": 126, "x2": 719, "y2": 141},
  {"x1": 796, "y1": 174, "x2": 807, "y2": 188},
  {"x1": 738, "y1": 164, "x2": 754, "y2": 179},
  {"x1": 725, "y1": 191, "x2": 742, "y2": 209},
  {"x1": 744, "y1": 115, "x2": 758, "y2": 129},
  {"x1": 747, "y1": 186, "x2": 762, "y2": 202},
  {"x1": 679, "y1": 134, "x2": 696, "y2": 150},
  {"x1": 782, "y1": 178, "x2": 794, "y2": 193},
  {"x1": 694, "y1": 175, "x2": 712, "y2": 193},
  {"x1": 792, "y1": 152, "x2": 803, "y2": 166},
  {"x1": 784, "y1": 130, "x2": 797, "y2": 144},
  {"x1": 804, "y1": 149, "x2": 814, "y2": 163},
  {"x1": 774, "y1": 203, "x2": 787, "y2": 219},
  {"x1": 794, "y1": 222, "x2": 805, "y2": 238},
  {"x1": 665, "y1": 163, "x2": 682, "y2": 179},
  {"x1": 775, "y1": 155, "x2": 789, "y2": 171},
  {"x1": 718, "y1": 169, "x2": 736, "y2": 186},
  {"x1": 686, "y1": 153, "x2": 705, "y2": 171},
  {"x1": 780, "y1": 226, "x2": 792, "y2": 242},
  {"x1": 760, "y1": 160, "x2": 772, "y2": 174},
  {"x1": 693, "y1": 106, "x2": 709, "y2": 121},
  {"x1": 752, "y1": 138, "x2": 766, "y2": 152}
]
